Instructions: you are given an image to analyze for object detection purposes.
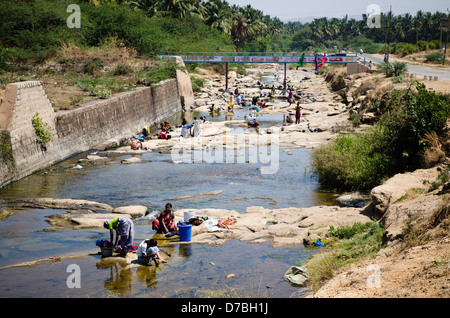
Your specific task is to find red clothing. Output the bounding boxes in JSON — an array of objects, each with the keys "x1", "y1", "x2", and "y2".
[{"x1": 152, "y1": 210, "x2": 178, "y2": 233}]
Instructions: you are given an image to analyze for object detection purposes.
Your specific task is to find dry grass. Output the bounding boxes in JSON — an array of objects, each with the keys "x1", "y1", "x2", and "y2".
[
  {"x1": 0, "y1": 38, "x2": 163, "y2": 111},
  {"x1": 420, "y1": 131, "x2": 446, "y2": 168},
  {"x1": 305, "y1": 252, "x2": 340, "y2": 293},
  {"x1": 50, "y1": 37, "x2": 138, "y2": 69}
]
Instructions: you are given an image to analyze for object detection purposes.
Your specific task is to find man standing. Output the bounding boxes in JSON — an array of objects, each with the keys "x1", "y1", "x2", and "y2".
[{"x1": 295, "y1": 102, "x2": 303, "y2": 124}]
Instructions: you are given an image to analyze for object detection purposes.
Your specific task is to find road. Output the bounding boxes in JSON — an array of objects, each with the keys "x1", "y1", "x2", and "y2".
[{"x1": 361, "y1": 54, "x2": 450, "y2": 81}]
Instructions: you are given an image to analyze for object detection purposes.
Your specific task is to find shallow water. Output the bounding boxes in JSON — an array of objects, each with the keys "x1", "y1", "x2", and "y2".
[
  {"x1": 0, "y1": 239, "x2": 318, "y2": 298},
  {"x1": 0, "y1": 111, "x2": 336, "y2": 298}
]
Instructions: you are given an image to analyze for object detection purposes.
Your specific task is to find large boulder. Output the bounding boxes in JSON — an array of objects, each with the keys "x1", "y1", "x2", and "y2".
[
  {"x1": 370, "y1": 168, "x2": 440, "y2": 217},
  {"x1": 381, "y1": 192, "x2": 447, "y2": 245}
]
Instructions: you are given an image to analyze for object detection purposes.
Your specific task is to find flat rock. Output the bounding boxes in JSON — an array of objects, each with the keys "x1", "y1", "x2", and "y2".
[
  {"x1": 167, "y1": 205, "x2": 374, "y2": 247},
  {"x1": 57, "y1": 212, "x2": 132, "y2": 229},
  {"x1": 120, "y1": 157, "x2": 143, "y2": 164},
  {"x1": 5, "y1": 198, "x2": 113, "y2": 212},
  {"x1": 113, "y1": 205, "x2": 148, "y2": 217}
]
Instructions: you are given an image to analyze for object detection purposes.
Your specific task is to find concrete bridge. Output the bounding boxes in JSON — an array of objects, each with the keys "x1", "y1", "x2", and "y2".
[{"x1": 160, "y1": 52, "x2": 359, "y2": 92}]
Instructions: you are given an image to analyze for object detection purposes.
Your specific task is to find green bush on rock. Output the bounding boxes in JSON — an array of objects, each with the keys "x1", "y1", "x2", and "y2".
[{"x1": 312, "y1": 81, "x2": 450, "y2": 191}]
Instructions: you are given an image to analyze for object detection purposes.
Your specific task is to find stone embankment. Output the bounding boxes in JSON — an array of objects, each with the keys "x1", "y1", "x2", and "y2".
[{"x1": 0, "y1": 57, "x2": 193, "y2": 188}]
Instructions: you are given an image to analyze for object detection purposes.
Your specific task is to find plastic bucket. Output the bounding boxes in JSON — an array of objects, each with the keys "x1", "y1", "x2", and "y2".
[
  {"x1": 100, "y1": 247, "x2": 113, "y2": 257},
  {"x1": 179, "y1": 224, "x2": 192, "y2": 242},
  {"x1": 184, "y1": 210, "x2": 195, "y2": 223}
]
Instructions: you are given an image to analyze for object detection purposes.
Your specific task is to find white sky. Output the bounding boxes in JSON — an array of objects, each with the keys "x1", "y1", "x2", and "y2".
[{"x1": 225, "y1": 0, "x2": 449, "y2": 21}]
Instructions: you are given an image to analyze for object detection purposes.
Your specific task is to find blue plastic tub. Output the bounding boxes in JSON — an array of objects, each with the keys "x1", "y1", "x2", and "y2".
[{"x1": 179, "y1": 224, "x2": 192, "y2": 242}]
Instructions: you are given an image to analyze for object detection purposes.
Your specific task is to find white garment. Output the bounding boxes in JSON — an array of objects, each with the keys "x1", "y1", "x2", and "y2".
[
  {"x1": 181, "y1": 126, "x2": 189, "y2": 138},
  {"x1": 193, "y1": 120, "x2": 202, "y2": 137},
  {"x1": 136, "y1": 240, "x2": 148, "y2": 257},
  {"x1": 137, "y1": 240, "x2": 159, "y2": 255},
  {"x1": 204, "y1": 219, "x2": 221, "y2": 232}
]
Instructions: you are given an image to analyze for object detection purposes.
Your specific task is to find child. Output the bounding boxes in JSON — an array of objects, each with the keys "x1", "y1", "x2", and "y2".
[{"x1": 137, "y1": 239, "x2": 167, "y2": 266}]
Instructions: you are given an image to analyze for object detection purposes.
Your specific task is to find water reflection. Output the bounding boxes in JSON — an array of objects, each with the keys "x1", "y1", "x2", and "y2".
[
  {"x1": 96, "y1": 258, "x2": 134, "y2": 297},
  {"x1": 0, "y1": 235, "x2": 319, "y2": 297},
  {"x1": 178, "y1": 244, "x2": 192, "y2": 258},
  {"x1": 136, "y1": 265, "x2": 158, "y2": 289}
]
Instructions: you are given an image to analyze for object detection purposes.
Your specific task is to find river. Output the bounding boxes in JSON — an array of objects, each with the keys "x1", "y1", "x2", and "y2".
[{"x1": 0, "y1": 72, "x2": 341, "y2": 298}]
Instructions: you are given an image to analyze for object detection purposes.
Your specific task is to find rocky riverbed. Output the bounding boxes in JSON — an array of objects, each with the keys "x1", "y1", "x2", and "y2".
[
  {"x1": 0, "y1": 64, "x2": 370, "y2": 267},
  {"x1": 51, "y1": 64, "x2": 369, "y2": 243}
]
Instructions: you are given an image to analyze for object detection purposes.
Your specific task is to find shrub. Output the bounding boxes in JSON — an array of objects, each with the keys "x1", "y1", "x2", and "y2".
[
  {"x1": 137, "y1": 59, "x2": 180, "y2": 85},
  {"x1": 425, "y1": 52, "x2": 443, "y2": 64},
  {"x1": 83, "y1": 58, "x2": 104, "y2": 75},
  {"x1": 392, "y1": 42, "x2": 418, "y2": 56},
  {"x1": 311, "y1": 129, "x2": 391, "y2": 190},
  {"x1": 0, "y1": 46, "x2": 9, "y2": 72},
  {"x1": 328, "y1": 222, "x2": 383, "y2": 240},
  {"x1": 31, "y1": 113, "x2": 52, "y2": 146},
  {"x1": 416, "y1": 40, "x2": 429, "y2": 51},
  {"x1": 111, "y1": 62, "x2": 132, "y2": 76},
  {"x1": 377, "y1": 61, "x2": 407, "y2": 77},
  {"x1": 428, "y1": 40, "x2": 441, "y2": 50},
  {"x1": 191, "y1": 77, "x2": 205, "y2": 92}
]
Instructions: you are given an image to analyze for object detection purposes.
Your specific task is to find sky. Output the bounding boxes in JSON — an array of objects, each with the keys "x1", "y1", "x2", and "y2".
[{"x1": 226, "y1": 0, "x2": 449, "y2": 22}]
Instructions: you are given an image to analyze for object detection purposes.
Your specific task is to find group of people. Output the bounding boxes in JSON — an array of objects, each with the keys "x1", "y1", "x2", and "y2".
[
  {"x1": 130, "y1": 121, "x2": 174, "y2": 149},
  {"x1": 102, "y1": 203, "x2": 178, "y2": 265},
  {"x1": 181, "y1": 117, "x2": 204, "y2": 138},
  {"x1": 158, "y1": 121, "x2": 173, "y2": 140}
]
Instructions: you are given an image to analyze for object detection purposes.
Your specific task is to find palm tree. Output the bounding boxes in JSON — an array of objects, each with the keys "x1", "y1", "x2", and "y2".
[
  {"x1": 155, "y1": 0, "x2": 194, "y2": 19},
  {"x1": 127, "y1": 0, "x2": 157, "y2": 16},
  {"x1": 240, "y1": 4, "x2": 267, "y2": 39},
  {"x1": 189, "y1": 0, "x2": 208, "y2": 20},
  {"x1": 204, "y1": 0, "x2": 232, "y2": 35},
  {"x1": 394, "y1": 16, "x2": 405, "y2": 41},
  {"x1": 231, "y1": 11, "x2": 250, "y2": 49},
  {"x1": 413, "y1": 10, "x2": 424, "y2": 43}
]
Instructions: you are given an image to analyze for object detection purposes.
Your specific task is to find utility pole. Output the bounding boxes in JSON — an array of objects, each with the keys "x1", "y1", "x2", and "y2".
[
  {"x1": 384, "y1": 6, "x2": 392, "y2": 63},
  {"x1": 443, "y1": 9, "x2": 449, "y2": 65},
  {"x1": 387, "y1": 6, "x2": 392, "y2": 62}
]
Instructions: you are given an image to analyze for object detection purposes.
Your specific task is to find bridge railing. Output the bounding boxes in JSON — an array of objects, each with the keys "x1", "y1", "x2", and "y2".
[
  {"x1": 160, "y1": 52, "x2": 358, "y2": 64},
  {"x1": 160, "y1": 51, "x2": 358, "y2": 58}
]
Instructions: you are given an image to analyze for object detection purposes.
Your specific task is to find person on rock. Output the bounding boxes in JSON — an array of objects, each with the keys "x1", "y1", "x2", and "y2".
[
  {"x1": 103, "y1": 216, "x2": 135, "y2": 257},
  {"x1": 152, "y1": 203, "x2": 178, "y2": 235},
  {"x1": 137, "y1": 238, "x2": 167, "y2": 266}
]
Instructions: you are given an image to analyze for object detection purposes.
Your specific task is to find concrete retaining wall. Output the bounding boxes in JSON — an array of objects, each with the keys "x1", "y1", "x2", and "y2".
[
  {"x1": 347, "y1": 63, "x2": 372, "y2": 75},
  {"x1": 0, "y1": 68, "x2": 193, "y2": 188}
]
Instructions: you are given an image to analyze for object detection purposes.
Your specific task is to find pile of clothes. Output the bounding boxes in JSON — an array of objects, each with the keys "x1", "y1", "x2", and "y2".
[
  {"x1": 203, "y1": 217, "x2": 237, "y2": 232},
  {"x1": 96, "y1": 240, "x2": 113, "y2": 249},
  {"x1": 218, "y1": 217, "x2": 237, "y2": 229},
  {"x1": 95, "y1": 239, "x2": 138, "y2": 253}
]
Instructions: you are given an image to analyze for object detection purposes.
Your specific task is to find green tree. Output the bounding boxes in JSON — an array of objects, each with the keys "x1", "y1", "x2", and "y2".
[{"x1": 204, "y1": 0, "x2": 232, "y2": 35}]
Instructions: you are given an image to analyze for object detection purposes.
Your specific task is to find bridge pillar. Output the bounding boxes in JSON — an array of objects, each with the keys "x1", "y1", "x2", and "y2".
[
  {"x1": 282, "y1": 63, "x2": 287, "y2": 94},
  {"x1": 225, "y1": 63, "x2": 230, "y2": 93}
]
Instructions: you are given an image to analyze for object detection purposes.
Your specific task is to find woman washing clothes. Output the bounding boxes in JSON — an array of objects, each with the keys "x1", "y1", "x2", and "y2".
[
  {"x1": 152, "y1": 203, "x2": 178, "y2": 237},
  {"x1": 103, "y1": 216, "x2": 135, "y2": 256}
]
